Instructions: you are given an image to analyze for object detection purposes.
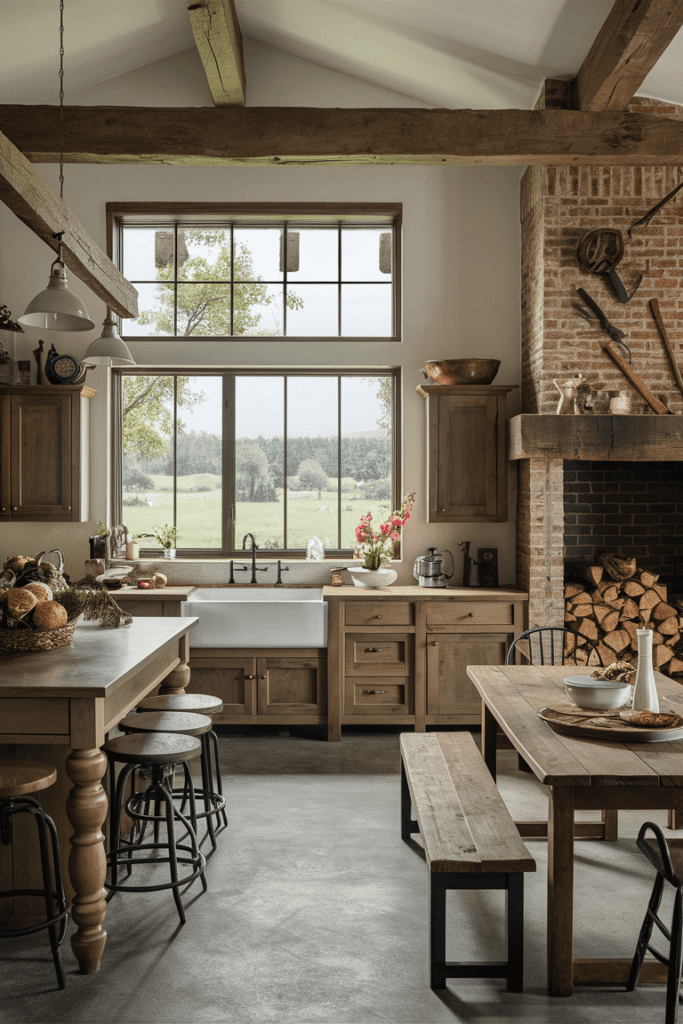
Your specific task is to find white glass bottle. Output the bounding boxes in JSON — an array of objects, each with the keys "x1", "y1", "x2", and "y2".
[{"x1": 632, "y1": 628, "x2": 659, "y2": 713}]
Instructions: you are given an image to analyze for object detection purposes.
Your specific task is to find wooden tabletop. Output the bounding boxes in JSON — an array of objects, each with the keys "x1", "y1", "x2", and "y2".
[
  {"x1": 466, "y1": 663, "x2": 683, "y2": 788},
  {"x1": 0, "y1": 617, "x2": 197, "y2": 698}
]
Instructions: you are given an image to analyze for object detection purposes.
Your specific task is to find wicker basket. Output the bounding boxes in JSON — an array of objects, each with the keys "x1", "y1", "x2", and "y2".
[{"x1": 0, "y1": 619, "x2": 78, "y2": 652}]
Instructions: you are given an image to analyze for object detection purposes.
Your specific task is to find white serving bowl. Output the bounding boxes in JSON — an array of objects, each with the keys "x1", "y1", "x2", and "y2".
[{"x1": 564, "y1": 675, "x2": 633, "y2": 711}]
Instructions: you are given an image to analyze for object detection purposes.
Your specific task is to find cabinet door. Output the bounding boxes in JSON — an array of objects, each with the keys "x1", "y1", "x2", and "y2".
[
  {"x1": 0, "y1": 395, "x2": 9, "y2": 521},
  {"x1": 186, "y1": 656, "x2": 257, "y2": 716},
  {"x1": 426, "y1": 632, "x2": 510, "y2": 717},
  {"x1": 257, "y1": 657, "x2": 327, "y2": 715},
  {"x1": 428, "y1": 392, "x2": 507, "y2": 523},
  {"x1": 10, "y1": 392, "x2": 73, "y2": 519}
]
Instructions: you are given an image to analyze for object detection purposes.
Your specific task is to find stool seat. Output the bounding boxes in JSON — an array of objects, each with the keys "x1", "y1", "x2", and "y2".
[
  {"x1": 0, "y1": 761, "x2": 57, "y2": 799},
  {"x1": 120, "y1": 711, "x2": 213, "y2": 737},
  {"x1": 138, "y1": 694, "x2": 223, "y2": 715},
  {"x1": 105, "y1": 732, "x2": 202, "y2": 764}
]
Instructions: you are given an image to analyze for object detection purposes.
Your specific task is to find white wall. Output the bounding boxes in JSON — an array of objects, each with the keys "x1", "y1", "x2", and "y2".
[{"x1": 0, "y1": 38, "x2": 521, "y2": 585}]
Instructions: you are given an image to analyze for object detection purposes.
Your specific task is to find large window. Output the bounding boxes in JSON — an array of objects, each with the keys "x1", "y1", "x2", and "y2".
[
  {"x1": 115, "y1": 370, "x2": 399, "y2": 558},
  {"x1": 108, "y1": 204, "x2": 401, "y2": 341}
]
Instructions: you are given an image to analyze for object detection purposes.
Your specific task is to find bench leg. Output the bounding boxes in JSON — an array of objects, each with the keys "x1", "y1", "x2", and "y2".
[
  {"x1": 430, "y1": 873, "x2": 448, "y2": 989},
  {"x1": 506, "y1": 873, "x2": 524, "y2": 992},
  {"x1": 400, "y1": 759, "x2": 419, "y2": 842}
]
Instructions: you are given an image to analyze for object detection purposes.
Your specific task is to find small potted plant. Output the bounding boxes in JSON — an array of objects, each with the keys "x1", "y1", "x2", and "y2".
[
  {"x1": 349, "y1": 491, "x2": 415, "y2": 588},
  {"x1": 89, "y1": 520, "x2": 110, "y2": 560},
  {"x1": 137, "y1": 525, "x2": 180, "y2": 558}
]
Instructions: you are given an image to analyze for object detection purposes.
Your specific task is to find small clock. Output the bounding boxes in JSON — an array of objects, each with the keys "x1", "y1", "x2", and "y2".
[{"x1": 45, "y1": 345, "x2": 88, "y2": 385}]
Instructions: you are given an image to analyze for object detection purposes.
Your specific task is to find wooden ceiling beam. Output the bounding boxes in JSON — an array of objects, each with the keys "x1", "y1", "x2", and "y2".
[
  {"x1": 0, "y1": 128, "x2": 138, "y2": 319},
  {"x1": 4, "y1": 104, "x2": 683, "y2": 167},
  {"x1": 187, "y1": 0, "x2": 246, "y2": 106},
  {"x1": 575, "y1": 0, "x2": 683, "y2": 111}
]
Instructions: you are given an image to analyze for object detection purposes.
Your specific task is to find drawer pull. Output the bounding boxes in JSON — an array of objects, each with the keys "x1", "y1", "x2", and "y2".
[
  {"x1": 258, "y1": 675, "x2": 266, "y2": 680},
  {"x1": 375, "y1": 614, "x2": 382, "y2": 619},
  {"x1": 363, "y1": 690, "x2": 387, "y2": 695},
  {"x1": 244, "y1": 675, "x2": 255, "y2": 679},
  {"x1": 467, "y1": 612, "x2": 475, "y2": 617},
  {"x1": 431, "y1": 641, "x2": 438, "y2": 646},
  {"x1": 365, "y1": 648, "x2": 383, "y2": 653}
]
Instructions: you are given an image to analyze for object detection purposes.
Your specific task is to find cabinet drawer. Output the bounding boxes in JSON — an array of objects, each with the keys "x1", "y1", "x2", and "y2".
[
  {"x1": 345, "y1": 634, "x2": 412, "y2": 675},
  {"x1": 345, "y1": 602, "x2": 414, "y2": 626},
  {"x1": 426, "y1": 601, "x2": 515, "y2": 627},
  {"x1": 346, "y1": 677, "x2": 414, "y2": 715}
]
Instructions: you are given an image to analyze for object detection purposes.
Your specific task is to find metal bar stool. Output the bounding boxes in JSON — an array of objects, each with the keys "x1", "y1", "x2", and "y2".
[
  {"x1": 628, "y1": 821, "x2": 683, "y2": 1024},
  {"x1": 104, "y1": 733, "x2": 207, "y2": 925},
  {"x1": 132, "y1": 698, "x2": 227, "y2": 843},
  {"x1": 120, "y1": 710, "x2": 225, "y2": 850},
  {"x1": 0, "y1": 761, "x2": 71, "y2": 989}
]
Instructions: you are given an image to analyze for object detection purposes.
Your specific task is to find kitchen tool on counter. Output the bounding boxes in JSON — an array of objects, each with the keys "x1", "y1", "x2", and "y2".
[
  {"x1": 649, "y1": 298, "x2": 683, "y2": 401},
  {"x1": 478, "y1": 548, "x2": 498, "y2": 588},
  {"x1": 413, "y1": 547, "x2": 454, "y2": 588},
  {"x1": 574, "y1": 288, "x2": 632, "y2": 362},
  {"x1": 422, "y1": 359, "x2": 500, "y2": 386}
]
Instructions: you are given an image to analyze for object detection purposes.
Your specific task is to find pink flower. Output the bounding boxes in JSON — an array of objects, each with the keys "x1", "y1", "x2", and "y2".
[
  {"x1": 380, "y1": 522, "x2": 391, "y2": 535},
  {"x1": 390, "y1": 530, "x2": 400, "y2": 541},
  {"x1": 403, "y1": 512, "x2": 410, "y2": 521}
]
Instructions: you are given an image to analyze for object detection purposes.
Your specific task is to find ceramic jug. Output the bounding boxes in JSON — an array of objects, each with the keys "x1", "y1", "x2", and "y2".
[
  {"x1": 632, "y1": 628, "x2": 659, "y2": 713},
  {"x1": 553, "y1": 375, "x2": 584, "y2": 414}
]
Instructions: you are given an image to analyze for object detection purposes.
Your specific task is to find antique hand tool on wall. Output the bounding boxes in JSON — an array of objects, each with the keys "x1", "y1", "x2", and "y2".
[
  {"x1": 598, "y1": 337, "x2": 670, "y2": 415},
  {"x1": 628, "y1": 178, "x2": 683, "y2": 237},
  {"x1": 649, "y1": 298, "x2": 683, "y2": 401},
  {"x1": 574, "y1": 287, "x2": 632, "y2": 363}
]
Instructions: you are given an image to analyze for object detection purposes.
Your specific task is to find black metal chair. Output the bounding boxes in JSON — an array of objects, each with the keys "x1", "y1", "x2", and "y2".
[
  {"x1": 506, "y1": 626, "x2": 603, "y2": 668},
  {"x1": 628, "y1": 821, "x2": 683, "y2": 1024}
]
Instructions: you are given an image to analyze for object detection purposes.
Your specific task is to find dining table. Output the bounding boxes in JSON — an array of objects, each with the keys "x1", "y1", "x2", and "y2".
[
  {"x1": 466, "y1": 661, "x2": 683, "y2": 997},
  {"x1": 0, "y1": 615, "x2": 196, "y2": 976}
]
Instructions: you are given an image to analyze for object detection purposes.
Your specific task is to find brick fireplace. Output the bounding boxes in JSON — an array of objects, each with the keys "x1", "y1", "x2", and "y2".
[{"x1": 514, "y1": 89, "x2": 683, "y2": 629}]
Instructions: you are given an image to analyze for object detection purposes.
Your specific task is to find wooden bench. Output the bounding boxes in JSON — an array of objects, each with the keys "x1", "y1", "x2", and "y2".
[{"x1": 400, "y1": 731, "x2": 536, "y2": 991}]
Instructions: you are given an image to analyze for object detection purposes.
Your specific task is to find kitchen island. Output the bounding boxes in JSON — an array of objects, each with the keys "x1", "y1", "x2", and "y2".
[{"x1": 0, "y1": 615, "x2": 197, "y2": 975}]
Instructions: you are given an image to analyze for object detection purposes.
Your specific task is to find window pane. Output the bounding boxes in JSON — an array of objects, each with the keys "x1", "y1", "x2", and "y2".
[
  {"x1": 287, "y1": 227, "x2": 338, "y2": 281},
  {"x1": 233, "y1": 283, "x2": 283, "y2": 336},
  {"x1": 341, "y1": 284, "x2": 392, "y2": 337},
  {"x1": 341, "y1": 377, "x2": 393, "y2": 550},
  {"x1": 286, "y1": 284, "x2": 338, "y2": 337},
  {"x1": 125, "y1": 283, "x2": 174, "y2": 336},
  {"x1": 234, "y1": 227, "x2": 283, "y2": 281},
  {"x1": 177, "y1": 227, "x2": 231, "y2": 282},
  {"x1": 235, "y1": 377, "x2": 284, "y2": 551},
  {"x1": 121, "y1": 375, "x2": 174, "y2": 540},
  {"x1": 175, "y1": 377, "x2": 223, "y2": 550},
  {"x1": 287, "y1": 377, "x2": 339, "y2": 550},
  {"x1": 122, "y1": 226, "x2": 163, "y2": 280},
  {"x1": 177, "y1": 284, "x2": 231, "y2": 336},
  {"x1": 342, "y1": 227, "x2": 391, "y2": 281}
]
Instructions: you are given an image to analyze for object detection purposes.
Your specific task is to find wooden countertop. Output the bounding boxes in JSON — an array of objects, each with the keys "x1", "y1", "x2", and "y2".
[
  {"x1": 0, "y1": 617, "x2": 197, "y2": 698},
  {"x1": 323, "y1": 585, "x2": 528, "y2": 600},
  {"x1": 112, "y1": 586, "x2": 197, "y2": 600}
]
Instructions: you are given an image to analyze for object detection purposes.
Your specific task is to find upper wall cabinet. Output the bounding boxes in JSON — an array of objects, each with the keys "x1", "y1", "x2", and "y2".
[
  {"x1": 418, "y1": 385, "x2": 515, "y2": 523},
  {"x1": 0, "y1": 385, "x2": 94, "y2": 522}
]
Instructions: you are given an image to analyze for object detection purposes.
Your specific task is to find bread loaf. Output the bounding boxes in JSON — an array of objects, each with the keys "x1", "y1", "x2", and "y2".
[
  {"x1": 32, "y1": 601, "x2": 68, "y2": 631},
  {"x1": 22, "y1": 582, "x2": 53, "y2": 604},
  {"x1": 7, "y1": 587, "x2": 38, "y2": 620}
]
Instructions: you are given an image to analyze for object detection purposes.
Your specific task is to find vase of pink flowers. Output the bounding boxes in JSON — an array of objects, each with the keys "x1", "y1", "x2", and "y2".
[{"x1": 347, "y1": 492, "x2": 415, "y2": 588}]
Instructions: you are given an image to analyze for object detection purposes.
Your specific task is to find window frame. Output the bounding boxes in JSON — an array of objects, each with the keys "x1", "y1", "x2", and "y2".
[
  {"x1": 113, "y1": 367, "x2": 402, "y2": 560},
  {"x1": 107, "y1": 202, "x2": 402, "y2": 343}
]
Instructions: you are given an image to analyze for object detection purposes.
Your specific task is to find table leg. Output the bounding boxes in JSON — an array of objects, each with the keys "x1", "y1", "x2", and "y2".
[
  {"x1": 65, "y1": 748, "x2": 109, "y2": 974},
  {"x1": 481, "y1": 701, "x2": 497, "y2": 781},
  {"x1": 159, "y1": 633, "x2": 190, "y2": 695},
  {"x1": 548, "y1": 785, "x2": 575, "y2": 996}
]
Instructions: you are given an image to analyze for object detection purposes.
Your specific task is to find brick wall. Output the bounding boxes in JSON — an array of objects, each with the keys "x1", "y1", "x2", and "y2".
[{"x1": 564, "y1": 459, "x2": 683, "y2": 575}]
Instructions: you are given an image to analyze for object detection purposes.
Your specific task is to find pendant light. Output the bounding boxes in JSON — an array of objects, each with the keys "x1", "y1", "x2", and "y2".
[
  {"x1": 84, "y1": 311, "x2": 135, "y2": 366},
  {"x1": 18, "y1": 0, "x2": 95, "y2": 333}
]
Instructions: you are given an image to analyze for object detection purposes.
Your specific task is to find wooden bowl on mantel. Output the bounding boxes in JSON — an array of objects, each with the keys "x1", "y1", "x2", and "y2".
[{"x1": 423, "y1": 358, "x2": 501, "y2": 385}]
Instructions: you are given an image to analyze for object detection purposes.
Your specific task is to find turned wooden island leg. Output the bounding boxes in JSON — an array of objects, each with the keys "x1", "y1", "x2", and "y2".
[
  {"x1": 159, "y1": 633, "x2": 191, "y2": 695},
  {"x1": 65, "y1": 747, "x2": 109, "y2": 974}
]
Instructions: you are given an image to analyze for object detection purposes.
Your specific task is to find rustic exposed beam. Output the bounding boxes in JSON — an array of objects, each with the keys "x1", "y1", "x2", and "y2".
[
  {"x1": 0, "y1": 127, "x2": 137, "y2": 319},
  {"x1": 187, "y1": 0, "x2": 246, "y2": 106},
  {"x1": 4, "y1": 104, "x2": 683, "y2": 167},
  {"x1": 575, "y1": 0, "x2": 683, "y2": 111}
]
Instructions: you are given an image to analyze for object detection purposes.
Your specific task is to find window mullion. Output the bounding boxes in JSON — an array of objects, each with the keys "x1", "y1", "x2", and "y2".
[
  {"x1": 223, "y1": 375, "x2": 236, "y2": 553},
  {"x1": 283, "y1": 377, "x2": 288, "y2": 550},
  {"x1": 337, "y1": 376, "x2": 342, "y2": 550}
]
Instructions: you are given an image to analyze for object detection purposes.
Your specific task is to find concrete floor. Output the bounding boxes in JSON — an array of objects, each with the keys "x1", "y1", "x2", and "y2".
[{"x1": 0, "y1": 726, "x2": 676, "y2": 1024}]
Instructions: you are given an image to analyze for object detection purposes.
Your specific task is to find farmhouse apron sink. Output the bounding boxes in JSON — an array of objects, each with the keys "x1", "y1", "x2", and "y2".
[{"x1": 181, "y1": 587, "x2": 327, "y2": 648}]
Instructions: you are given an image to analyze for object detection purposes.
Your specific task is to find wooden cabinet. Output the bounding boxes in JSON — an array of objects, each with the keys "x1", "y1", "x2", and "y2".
[
  {"x1": 0, "y1": 384, "x2": 94, "y2": 522},
  {"x1": 344, "y1": 633, "x2": 414, "y2": 717},
  {"x1": 426, "y1": 632, "x2": 511, "y2": 719},
  {"x1": 187, "y1": 648, "x2": 326, "y2": 725},
  {"x1": 419, "y1": 384, "x2": 514, "y2": 523}
]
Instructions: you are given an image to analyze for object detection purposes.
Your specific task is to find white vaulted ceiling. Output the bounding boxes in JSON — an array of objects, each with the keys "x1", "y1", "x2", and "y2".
[{"x1": 1, "y1": 0, "x2": 682, "y2": 109}]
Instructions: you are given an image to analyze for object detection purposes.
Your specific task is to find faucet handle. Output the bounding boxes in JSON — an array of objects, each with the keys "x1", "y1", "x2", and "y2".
[{"x1": 275, "y1": 559, "x2": 290, "y2": 585}]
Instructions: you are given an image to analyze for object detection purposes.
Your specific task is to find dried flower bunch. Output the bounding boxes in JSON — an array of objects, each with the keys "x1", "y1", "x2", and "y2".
[
  {"x1": 354, "y1": 491, "x2": 416, "y2": 569},
  {"x1": 0, "y1": 303, "x2": 23, "y2": 332}
]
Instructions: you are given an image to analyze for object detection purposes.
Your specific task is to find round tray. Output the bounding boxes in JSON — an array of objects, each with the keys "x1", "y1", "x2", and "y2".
[{"x1": 538, "y1": 704, "x2": 683, "y2": 743}]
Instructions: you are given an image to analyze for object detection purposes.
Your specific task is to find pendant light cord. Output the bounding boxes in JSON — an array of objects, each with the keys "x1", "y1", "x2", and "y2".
[{"x1": 58, "y1": 0, "x2": 64, "y2": 200}]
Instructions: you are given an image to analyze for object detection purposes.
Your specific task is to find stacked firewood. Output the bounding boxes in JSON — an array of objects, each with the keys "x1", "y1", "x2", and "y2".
[{"x1": 564, "y1": 553, "x2": 683, "y2": 677}]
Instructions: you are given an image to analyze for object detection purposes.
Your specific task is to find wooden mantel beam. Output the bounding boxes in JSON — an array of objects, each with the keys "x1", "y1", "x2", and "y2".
[
  {"x1": 187, "y1": 0, "x2": 246, "y2": 106},
  {"x1": 0, "y1": 128, "x2": 138, "y2": 319},
  {"x1": 4, "y1": 104, "x2": 683, "y2": 167},
  {"x1": 575, "y1": 0, "x2": 683, "y2": 111}
]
